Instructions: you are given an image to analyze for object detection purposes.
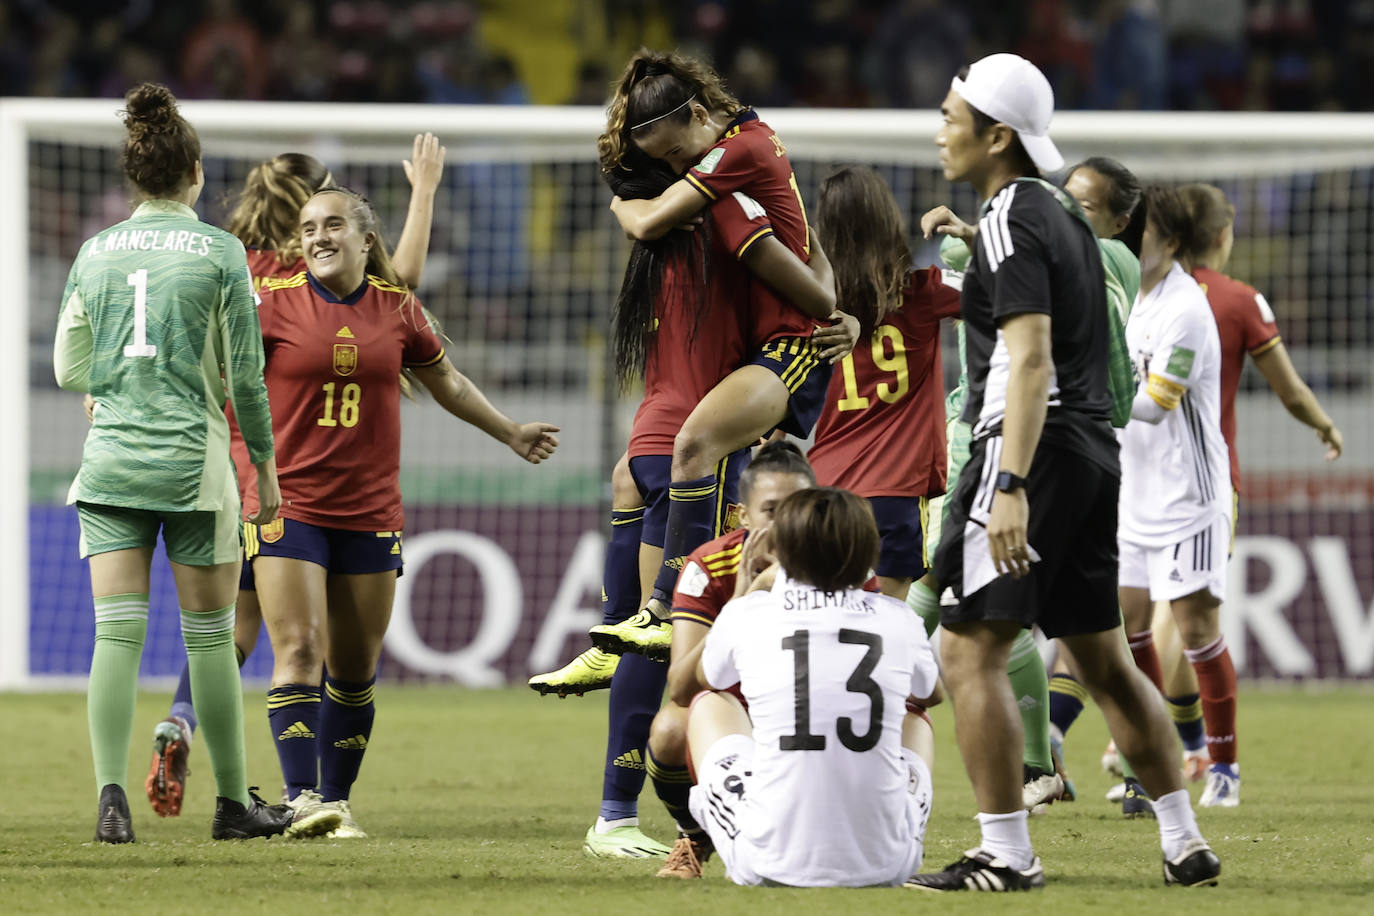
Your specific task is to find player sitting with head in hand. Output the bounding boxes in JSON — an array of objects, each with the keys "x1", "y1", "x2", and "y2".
[{"x1": 668, "y1": 487, "x2": 939, "y2": 887}]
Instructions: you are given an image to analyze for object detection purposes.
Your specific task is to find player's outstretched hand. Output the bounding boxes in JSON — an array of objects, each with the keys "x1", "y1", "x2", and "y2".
[
  {"x1": 403, "y1": 132, "x2": 446, "y2": 192},
  {"x1": 813, "y1": 310, "x2": 861, "y2": 363},
  {"x1": 920, "y1": 205, "x2": 976, "y2": 242},
  {"x1": 511, "y1": 422, "x2": 560, "y2": 464},
  {"x1": 1320, "y1": 423, "x2": 1343, "y2": 461}
]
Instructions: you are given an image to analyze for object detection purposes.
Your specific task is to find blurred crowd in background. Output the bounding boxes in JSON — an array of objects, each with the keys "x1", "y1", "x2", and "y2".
[{"x1": 3, "y1": 0, "x2": 1371, "y2": 112}]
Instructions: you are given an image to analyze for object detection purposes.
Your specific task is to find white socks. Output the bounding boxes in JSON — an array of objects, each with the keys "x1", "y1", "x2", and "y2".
[
  {"x1": 1153, "y1": 788, "x2": 1203, "y2": 860},
  {"x1": 594, "y1": 816, "x2": 637, "y2": 834},
  {"x1": 977, "y1": 810, "x2": 1034, "y2": 870}
]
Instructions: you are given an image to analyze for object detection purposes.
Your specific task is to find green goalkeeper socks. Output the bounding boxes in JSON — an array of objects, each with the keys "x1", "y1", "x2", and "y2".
[
  {"x1": 181, "y1": 606, "x2": 250, "y2": 807},
  {"x1": 1008, "y1": 629, "x2": 1054, "y2": 773},
  {"x1": 907, "y1": 579, "x2": 941, "y2": 638},
  {"x1": 89, "y1": 594, "x2": 150, "y2": 797}
]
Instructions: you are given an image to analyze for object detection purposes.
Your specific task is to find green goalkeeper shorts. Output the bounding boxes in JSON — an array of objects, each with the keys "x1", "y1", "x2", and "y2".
[
  {"x1": 924, "y1": 418, "x2": 973, "y2": 567},
  {"x1": 77, "y1": 501, "x2": 242, "y2": 567}
]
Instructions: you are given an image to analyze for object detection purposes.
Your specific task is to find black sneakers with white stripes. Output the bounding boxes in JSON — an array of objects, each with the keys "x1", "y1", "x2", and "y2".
[
  {"x1": 1163, "y1": 837, "x2": 1221, "y2": 887},
  {"x1": 905, "y1": 848, "x2": 1046, "y2": 892}
]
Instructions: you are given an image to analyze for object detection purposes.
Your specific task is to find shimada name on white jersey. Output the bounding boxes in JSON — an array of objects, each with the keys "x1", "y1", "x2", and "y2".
[{"x1": 1120, "y1": 261, "x2": 1231, "y2": 544}]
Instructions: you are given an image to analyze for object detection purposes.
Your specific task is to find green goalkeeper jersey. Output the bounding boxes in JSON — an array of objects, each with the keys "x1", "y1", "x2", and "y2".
[
  {"x1": 54, "y1": 199, "x2": 274, "y2": 513},
  {"x1": 938, "y1": 185, "x2": 1138, "y2": 428}
]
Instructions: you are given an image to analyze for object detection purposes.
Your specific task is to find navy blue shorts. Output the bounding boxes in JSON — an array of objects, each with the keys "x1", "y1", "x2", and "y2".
[
  {"x1": 868, "y1": 496, "x2": 928, "y2": 581},
  {"x1": 750, "y1": 336, "x2": 835, "y2": 439},
  {"x1": 243, "y1": 518, "x2": 404, "y2": 576},
  {"x1": 629, "y1": 449, "x2": 751, "y2": 548}
]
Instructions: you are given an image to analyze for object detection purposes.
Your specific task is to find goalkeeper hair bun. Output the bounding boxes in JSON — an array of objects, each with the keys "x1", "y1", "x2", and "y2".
[
  {"x1": 120, "y1": 83, "x2": 201, "y2": 197},
  {"x1": 122, "y1": 83, "x2": 180, "y2": 140}
]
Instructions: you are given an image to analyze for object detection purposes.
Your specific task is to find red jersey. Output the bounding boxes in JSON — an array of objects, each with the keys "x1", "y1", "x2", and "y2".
[
  {"x1": 628, "y1": 192, "x2": 769, "y2": 458},
  {"x1": 671, "y1": 528, "x2": 880, "y2": 628},
  {"x1": 229, "y1": 248, "x2": 308, "y2": 500},
  {"x1": 685, "y1": 110, "x2": 818, "y2": 348},
  {"x1": 246, "y1": 248, "x2": 305, "y2": 289},
  {"x1": 238, "y1": 271, "x2": 444, "y2": 530},
  {"x1": 808, "y1": 267, "x2": 963, "y2": 498},
  {"x1": 1192, "y1": 266, "x2": 1281, "y2": 494},
  {"x1": 671, "y1": 528, "x2": 749, "y2": 628}
]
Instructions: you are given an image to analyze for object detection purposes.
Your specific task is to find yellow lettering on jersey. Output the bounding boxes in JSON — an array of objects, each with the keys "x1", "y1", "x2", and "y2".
[
  {"x1": 333, "y1": 343, "x2": 358, "y2": 376},
  {"x1": 836, "y1": 353, "x2": 870, "y2": 411},
  {"x1": 724, "y1": 126, "x2": 741, "y2": 139},
  {"x1": 336, "y1": 326, "x2": 355, "y2": 339},
  {"x1": 769, "y1": 133, "x2": 787, "y2": 157}
]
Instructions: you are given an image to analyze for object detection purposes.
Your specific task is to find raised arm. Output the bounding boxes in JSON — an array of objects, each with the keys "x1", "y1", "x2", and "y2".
[
  {"x1": 1252, "y1": 341, "x2": 1343, "y2": 460},
  {"x1": 411, "y1": 356, "x2": 559, "y2": 464},
  {"x1": 610, "y1": 179, "x2": 707, "y2": 241},
  {"x1": 390, "y1": 133, "x2": 446, "y2": 289}
]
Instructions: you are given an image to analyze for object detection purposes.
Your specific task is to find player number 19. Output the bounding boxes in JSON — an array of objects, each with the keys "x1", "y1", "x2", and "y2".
[{"x1": 836, "y1": 326, "x2": 910, "y2": 411}]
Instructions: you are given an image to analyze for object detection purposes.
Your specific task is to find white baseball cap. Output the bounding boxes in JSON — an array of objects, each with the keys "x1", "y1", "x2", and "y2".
[{"x1": 950, "y1": 53, "x2": 1064, "y2": 173}]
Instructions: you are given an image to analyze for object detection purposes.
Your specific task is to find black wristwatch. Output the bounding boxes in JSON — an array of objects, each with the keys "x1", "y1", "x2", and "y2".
[{"x1": 995, "y1": 471, "x2": 1027, "y2": 493}]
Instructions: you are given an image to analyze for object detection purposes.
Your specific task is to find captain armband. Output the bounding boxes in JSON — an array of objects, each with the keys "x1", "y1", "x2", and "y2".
[{"x1": 1146, "y1": 373, "x2": 1186, "y2": 410}]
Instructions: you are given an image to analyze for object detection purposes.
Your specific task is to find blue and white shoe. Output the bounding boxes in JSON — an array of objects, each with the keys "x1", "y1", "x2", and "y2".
[{"x1": 1198, "y1": 763, "x2": 1240, "y2": 808}]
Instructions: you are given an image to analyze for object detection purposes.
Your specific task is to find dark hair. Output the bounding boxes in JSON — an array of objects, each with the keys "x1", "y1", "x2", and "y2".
[
  {"x1": 740, "y1": 440, "x2": 816, "y2": 502},
  {"x1": 1176, "y1": 184, "x2": 1235, "y2": 265},
  {"x1": 120, "y1": 83, "x2": 200, "y2": 197},
  {"x1": 771, "y1": 487, "x2": 879, "y2": 592},
  {"x1": 955, "y1": 65, "x2": 1037, "y2": 178},
  {"x1": 227, "y1": 153, "x2": 332, "y2": 265},
  {"x1": 1067, "y1": 156, "x2": 1144, "y2": 254},
  {"x1": 816, "y1": 167, "x2": 912, "y2": 333},
  {"x1": 605, "y1": 146, "x2": 713, "y2": 388},
  {"x1": 1143, "y1": 185, "x2": 1191, "y2": 259},
  {"x1": 598, "y1": 49, "x2": 742, "y2": 174}
]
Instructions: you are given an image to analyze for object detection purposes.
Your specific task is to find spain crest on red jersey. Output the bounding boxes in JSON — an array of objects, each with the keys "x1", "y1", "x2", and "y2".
[{"x1": 333, "y1": 343, "x2": 358, "y2": 377}]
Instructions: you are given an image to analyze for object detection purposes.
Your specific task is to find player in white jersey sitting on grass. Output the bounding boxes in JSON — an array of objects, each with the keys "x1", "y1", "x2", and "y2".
[
  {"x1": 1117, "y1": 186, "x2": 1239, "y2": 806},
  {"x1": 669, "y1": 487, "x2": 939, "y2": 887}
]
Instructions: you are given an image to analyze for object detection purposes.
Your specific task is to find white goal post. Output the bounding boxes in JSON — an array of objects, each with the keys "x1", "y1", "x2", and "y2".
[{"x1": 4, "y1": 99, "x2": 1373, "y2": 689}]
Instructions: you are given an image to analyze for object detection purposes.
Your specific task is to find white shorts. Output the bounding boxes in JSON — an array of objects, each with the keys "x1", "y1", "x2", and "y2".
[
  {"x1": 1119, "y1": 514, "x2": 1229, "y2": 603},
  {"x1": 687, "y1": 735, "x2": 932, "y2": 887}
]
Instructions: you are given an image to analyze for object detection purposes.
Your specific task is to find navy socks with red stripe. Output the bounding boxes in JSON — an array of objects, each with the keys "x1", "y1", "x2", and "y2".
[{"x1": 654, "y1": 474, "x2": 719, "y2": 602}]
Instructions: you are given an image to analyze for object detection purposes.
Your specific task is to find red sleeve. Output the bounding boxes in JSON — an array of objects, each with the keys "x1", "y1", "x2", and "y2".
[
  {"x1": 671, "y1": 531, "x2": 746, "y2": 626},
  {"x1": 685, "y1": 131, "x2": 761, "y2": 202},
  {"x1": 1242, "y1": 288, "x2": 1281, "y2": 356},
  {"x1": 909, "y1": 266, "x2": 963, "y2": 321},
  {"x1": 710, "y1": 189, "x2": 774, "y2": 260},
  {"x1": 400, "y1": 297, "x2": 445, "y2": 368}
]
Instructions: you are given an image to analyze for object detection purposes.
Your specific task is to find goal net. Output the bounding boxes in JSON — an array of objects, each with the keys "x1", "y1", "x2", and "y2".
[{"x1": 4, "y1": 101, "x2": 1371, "y2": 688}]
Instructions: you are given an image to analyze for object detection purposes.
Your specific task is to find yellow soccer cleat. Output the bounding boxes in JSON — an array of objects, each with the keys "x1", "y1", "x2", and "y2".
[
  {"x1": 528, "y1": 647, "x2": 620, "y2": 698},
  {"x1": 283, "y1": 788, "x2": 343, "y2": 839},
  {"x1": 583, "y1": 822, "x2": 672, "y2": 859},
  {"x1": 588, "y1": 608, "x2": 673, "y2": 662},
  {"x1": 322, "y1": 799, "x2": 368, "y2": 839}
]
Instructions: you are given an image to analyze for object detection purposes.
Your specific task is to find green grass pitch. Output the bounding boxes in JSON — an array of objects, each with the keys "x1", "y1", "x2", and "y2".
[{"x1": 1, "y1": 686, "x2": 1371, "y2": 914}]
